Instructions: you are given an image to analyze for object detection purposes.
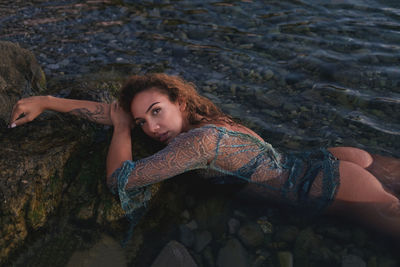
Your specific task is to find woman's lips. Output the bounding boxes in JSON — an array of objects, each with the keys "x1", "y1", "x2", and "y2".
[{"x1": 159, "y1": 132, "x2": 169, "y2": 142}]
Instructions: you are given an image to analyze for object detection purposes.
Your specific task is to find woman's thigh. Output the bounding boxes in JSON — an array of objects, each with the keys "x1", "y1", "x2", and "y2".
[{"x1": 326, "y1": 160, "x2": 400, "y2": 237}]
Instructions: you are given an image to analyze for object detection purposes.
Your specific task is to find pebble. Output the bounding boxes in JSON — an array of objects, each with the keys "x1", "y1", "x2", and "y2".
[
  {"x1": 341, "y1": 254, "x2": 366, "y2": 267},
  {"x1": 181, "y1": 209, "x2": 191, "y2": 221},
  {"x1": 194, "y1": 230, "x2": 212, "y2": 252},
  {"x1": 185, "y1": 220, "x2": 198, "y2": 230},
  {"x1": 237, "y1": 222, "x2": 264, "y2": 248},
  {"x1": 216, "y1": 239, "x2": 249, "y2": 267},
  {"x1": 179, "y1": 224, "x2": 195, "y2": 248},
  {"x1": 151, "y1": 240, "x2": 198, "y2": 267},
  {"x1": 227, "y1": 218, "x2": 240, "y2": 234},
  {"x1": 277, "y1": 251, "x2": 293, "y2": 267}
]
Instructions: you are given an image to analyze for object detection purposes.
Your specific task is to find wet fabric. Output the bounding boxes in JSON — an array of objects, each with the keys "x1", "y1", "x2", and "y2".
[{"x1": 109, "y1": 124, "x2": 340, "y2": 225}]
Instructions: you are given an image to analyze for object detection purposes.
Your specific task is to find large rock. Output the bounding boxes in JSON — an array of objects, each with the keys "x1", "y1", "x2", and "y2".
[
  {"x1": 0, "y1": 41, "x2": 46, "y2": 126},
  {"x1": 0, "y1": 43, "x2": 163, "y2": 264}
]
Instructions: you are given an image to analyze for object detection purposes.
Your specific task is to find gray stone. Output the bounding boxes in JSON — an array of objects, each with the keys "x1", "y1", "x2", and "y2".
[
  {"x1": 238, "y1": 222, "x2": 264, "y2": 247},
  {"x1": 294, "y1": 228, "x2": 321, "y2": 267},
  {"x1": 277, "y1": 251, "x2": 293, "y2": 267},
  {"x1": 194, "y1": 230, "x2": 212, "y2": 252},
  {"x1": 274, "y1": 226, "x2": 299, "y2": 243},
  {"x1": 151, "y1": 240, "x2": 198, "y2": 267},
  {"x1": 341, "y1": 254, "x2": 366, "y2": 267},
  {"x1": 217, "y1": 238, "x2": 249, "y2": 267},
  {"x1": 228, "y1": 218, "x2": 240, "y2": 234},
  {"x1": 181, "y1": 209, "x2": 191, "y2": 221},
  {"x1": 179, "y1": 224, "x2": 195, "y2": 248},
  {"x1": 186, "y1": 220, "x2": 199, "y2": 230},
  {"x1": 47, "y1": 63, "x2": 60, "y2": 70}
]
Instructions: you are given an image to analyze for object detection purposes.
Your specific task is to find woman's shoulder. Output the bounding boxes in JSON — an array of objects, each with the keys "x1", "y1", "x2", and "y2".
[
  {"x1": 168, "y1": 124, "x2": 221, "y2": 146},
  {"x1": 200, "y1": 123, "x2": 265, "y2": 142}
]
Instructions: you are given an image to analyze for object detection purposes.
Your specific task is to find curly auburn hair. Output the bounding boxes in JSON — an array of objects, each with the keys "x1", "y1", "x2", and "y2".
[{"x1": 119, "y1": 73, "x2": 233, "y2": 126}]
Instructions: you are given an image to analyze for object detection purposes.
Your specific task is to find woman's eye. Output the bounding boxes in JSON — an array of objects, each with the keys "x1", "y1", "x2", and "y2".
[
  {"x1": 152, "y1": 108, "x2": 161, "y2": 115},
  {"x1": 137, "y1": 121, "x2": 145, "y2": 127}
]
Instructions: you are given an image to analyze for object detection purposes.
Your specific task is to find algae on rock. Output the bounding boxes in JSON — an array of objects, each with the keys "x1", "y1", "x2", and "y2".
[{"x1": 0, "y1": 42, "x2": 164, "y2": 265}]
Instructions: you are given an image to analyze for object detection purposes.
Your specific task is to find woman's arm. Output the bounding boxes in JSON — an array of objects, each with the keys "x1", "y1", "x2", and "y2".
[
  {"x1": 106, "y1": 102, "x2": 133, "y2": 183},
  {"x1": 108, "y1": 126, "x2": 218, "y2": 193},
  {"x1": 9, "y1": 95, "x2": 112, "y2": 127}
]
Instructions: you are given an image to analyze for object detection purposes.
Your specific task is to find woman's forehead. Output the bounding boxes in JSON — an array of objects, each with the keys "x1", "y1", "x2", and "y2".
[{"x1": 130, "y1": 88, "x2": 171, "y2": 114}]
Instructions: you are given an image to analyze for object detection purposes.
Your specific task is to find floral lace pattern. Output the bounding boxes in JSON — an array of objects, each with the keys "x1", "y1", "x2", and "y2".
[{"x1": 109, "y1": 125, "x2": 340, "y2": 222}]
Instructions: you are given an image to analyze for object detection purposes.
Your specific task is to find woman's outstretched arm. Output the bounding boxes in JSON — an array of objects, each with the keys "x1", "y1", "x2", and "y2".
[{"x1": 9, "y1": 95, "x2": 112, "y2": 127}]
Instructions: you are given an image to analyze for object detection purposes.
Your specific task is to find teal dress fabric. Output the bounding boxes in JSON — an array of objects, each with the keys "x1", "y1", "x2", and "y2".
[{"x1": 109, "y1": 124, "x2": 340, "y2": 232}]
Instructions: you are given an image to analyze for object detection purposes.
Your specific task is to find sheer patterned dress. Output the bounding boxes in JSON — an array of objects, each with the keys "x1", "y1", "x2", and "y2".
[{"x1": 108, "y1": 125, "x2": 340, "y2": 228}]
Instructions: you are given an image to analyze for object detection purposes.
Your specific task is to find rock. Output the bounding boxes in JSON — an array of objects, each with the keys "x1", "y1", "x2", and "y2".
[
  {"x1": 194, "y1": 197, "x2": 229, "y2": 237},
  {"x1": 0, "y1": 119, "x2": 89, "y2": 263},
  {"x1": 293, "y1": 228, "x2": 321, "y2": 267},
  {"x1": 253, "y1": 255, "x2": 267, "y2": 267},
  {"x1": 274, "y1": 225, "x2": 299, "y2": 243},
  {"x1": 217, "y1": 238, "x2": 249, "y2": 267},
  {"x1": 277, "y1": 251, "x2": 293, "y2": 267},
  {"x1": 179, "y1": 224, "x2": 195, "y2": 248},
  {"x1": 378, "y1": 256, "x2": 398, "y2": 267},
  {"x1": 67, "y1": 234, "x2": 127, "y2": 267},
  {"x1": 341, "y1": 254, "x2": 366, "y2": 267},
  {"x1": 202, "y1": 246, "x2": 215, "y2": 267},
  {"x1": 181, "y1": 209, "x2": 191, "y2": 221},
  {"x1": 263, "y1": 69, "x2": 274, "y2": 80},
  {"x1": 256, "y1": 216, "x2": 273, "y2": 234},
  {"x1": 150, "y1": 240, "x2": 198, "y2": 267},
  {"x1": 186, "y1": 220, "x2": 199, "y2": 231},
  {"x1": 238, "y1": 222, "x2": 264, "y2": 247},
  {"x1": 0, "y1": 41, "x2": 46, "y2": 126},
  {"x1": 194, "y1": 230, "x2": 212, "y2": 252},
  {"x1": 352, "y1": 229, "x2": 368, "y2": 247},
  {"x1": 0, "y1": 48, "x2": 161, "y2": 263},
  {"x1": 228, "y1": 218, "x2": 240, "y2": 234}
]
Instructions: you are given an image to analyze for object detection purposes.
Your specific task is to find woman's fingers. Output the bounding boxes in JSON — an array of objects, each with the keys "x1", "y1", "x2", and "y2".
[
  {"x1": 9, "y1": 115, "x2": 32, "y2": 128},
  {"x1": 9, "y1": 105, "x2": 25, "y2": 126}
]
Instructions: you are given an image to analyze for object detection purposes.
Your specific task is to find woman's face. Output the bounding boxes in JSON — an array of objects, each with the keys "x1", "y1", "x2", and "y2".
[{"x1": 130, "y1": 88, "x2": 188, "y2": 144}]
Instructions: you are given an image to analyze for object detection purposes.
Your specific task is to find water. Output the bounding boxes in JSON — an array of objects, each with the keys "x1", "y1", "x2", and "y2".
[
  {"x1": 1, "y1": 0, "x2": 400, "y2": 265},
  {"x1": 1, "y1": 0, "x2": 399, "y2": 155}
]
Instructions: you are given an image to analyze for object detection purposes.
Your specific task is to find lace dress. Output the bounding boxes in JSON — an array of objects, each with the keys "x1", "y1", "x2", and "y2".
[{"x1": 109, "y1": 125, "x2": 340, "y2": 228}]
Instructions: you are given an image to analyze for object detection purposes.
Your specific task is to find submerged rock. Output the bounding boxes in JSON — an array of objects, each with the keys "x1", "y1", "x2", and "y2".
[
  {"x1": 237, "y1": 222, "x2": 264, "y2": 248},
  {"x1": 217, "y1": 238, "x2": 249, "y2": 267},
  {"x1": 150, "y1": 240, "x2": 198, "y2": 267}
]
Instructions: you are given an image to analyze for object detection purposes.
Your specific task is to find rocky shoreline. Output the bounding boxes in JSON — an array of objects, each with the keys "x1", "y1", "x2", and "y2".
[{"x1": 1, "y1": 0, "x2": 400, "y2": 265}]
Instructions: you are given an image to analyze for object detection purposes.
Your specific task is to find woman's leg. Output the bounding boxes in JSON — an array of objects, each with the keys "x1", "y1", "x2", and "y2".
[
  {"x1": 366, "y1": 154, "x2": 400, "y2": 193},
  {"x1": 326, "y1": 160, "x2": 400, "y2": 238},
  {"x1": 328, "y1": 147, "x2": 400, "y2": 194}
]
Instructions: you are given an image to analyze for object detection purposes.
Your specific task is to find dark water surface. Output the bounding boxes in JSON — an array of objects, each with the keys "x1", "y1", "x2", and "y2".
[
  {"x1": 1, "y1": 0, "x2": 400, "y2": 266},
  {"x1": 1, "y1": 0, "x2": 399, "y2": 155}
]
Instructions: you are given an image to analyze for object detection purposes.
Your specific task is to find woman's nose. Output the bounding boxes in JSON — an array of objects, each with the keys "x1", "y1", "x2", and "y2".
[{"x1": 148, "y1": 121, "x2": 160, "y2": 134}]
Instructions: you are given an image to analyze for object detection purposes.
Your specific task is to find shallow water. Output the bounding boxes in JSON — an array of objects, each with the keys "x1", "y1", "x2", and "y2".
[
  {"x1": 1, "y1": 0, "x2": 399, "y2": 155},
  {"x1": 1, "y1": 0, "x2": 400, "y2": 266}
]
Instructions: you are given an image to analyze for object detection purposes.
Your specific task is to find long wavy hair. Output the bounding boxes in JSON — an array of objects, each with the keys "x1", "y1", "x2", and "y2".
[{"x1": 119, "y1": 73, "x2": 234, "y2": 126}]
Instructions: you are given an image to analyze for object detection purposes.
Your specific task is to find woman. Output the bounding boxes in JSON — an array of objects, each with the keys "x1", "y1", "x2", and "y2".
[{"x1": 9, "y1": 73, "x2": 400, "y2": 239}]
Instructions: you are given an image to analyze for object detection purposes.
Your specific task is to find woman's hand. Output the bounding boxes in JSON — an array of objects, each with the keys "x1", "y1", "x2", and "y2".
[
  {"x1": 110, "y1": 101, "x2": 134, "y2": 131},
  {"x1": 9, "y1": 96, "x2": 49, "y2": 128}
]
